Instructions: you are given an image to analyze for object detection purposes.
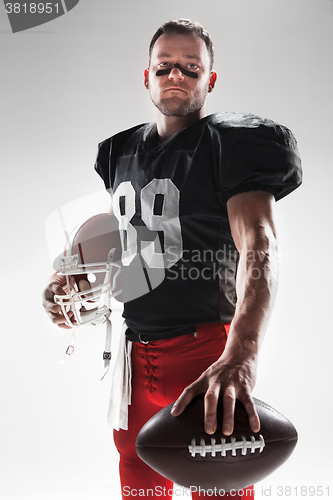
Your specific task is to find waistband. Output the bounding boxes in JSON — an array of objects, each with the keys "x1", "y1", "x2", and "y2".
[{"x1": 125, "y1": 325, "x2": 196, "y2": 343}]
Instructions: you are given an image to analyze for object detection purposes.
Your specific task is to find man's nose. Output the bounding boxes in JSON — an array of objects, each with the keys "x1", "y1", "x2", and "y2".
[{"x1": 168, "y1": 66, "x2": 185, "y2": 80}]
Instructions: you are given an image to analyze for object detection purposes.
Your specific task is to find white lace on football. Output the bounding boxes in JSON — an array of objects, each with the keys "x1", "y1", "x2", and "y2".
[{"x1": 188, "y1": 435, "x2": 265, "y2": 457}]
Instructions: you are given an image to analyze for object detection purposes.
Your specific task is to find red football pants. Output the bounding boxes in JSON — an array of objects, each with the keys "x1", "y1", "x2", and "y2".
[{"x1": 113, "y1": 323, "x2": 254, "y2": 499}]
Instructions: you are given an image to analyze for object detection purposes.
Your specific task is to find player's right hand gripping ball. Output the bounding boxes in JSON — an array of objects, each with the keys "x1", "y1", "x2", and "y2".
[{"x1": 136, "y1": 395, "x2": 297, "y2": 491}]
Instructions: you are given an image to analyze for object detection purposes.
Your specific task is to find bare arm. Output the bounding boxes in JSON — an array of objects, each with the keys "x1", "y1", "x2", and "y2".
[{"x1": 171, "y1": 190, "x2": 279, "y2": 434}]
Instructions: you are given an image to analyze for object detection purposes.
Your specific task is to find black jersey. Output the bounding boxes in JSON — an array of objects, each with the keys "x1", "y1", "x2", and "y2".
[{"x1": 95, "y1": 112, "x2": 302, "y2": 340}]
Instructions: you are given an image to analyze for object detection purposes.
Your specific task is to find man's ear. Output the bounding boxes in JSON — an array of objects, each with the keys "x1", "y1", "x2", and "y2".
[
  {"x1": 208, "y1": 71, "x2": 217, "y2": 93},
  {"x1": 144, "y1": 68, "x2": 149, "y2": 89}
]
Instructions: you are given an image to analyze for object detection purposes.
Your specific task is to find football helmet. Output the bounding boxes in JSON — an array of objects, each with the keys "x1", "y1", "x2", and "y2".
[
  {"x1": 53, "y1": 212, "x2": 122, "y2": 328},
  {"x1": 47, "y1": 197, "x2": 165, "y2": 377}
]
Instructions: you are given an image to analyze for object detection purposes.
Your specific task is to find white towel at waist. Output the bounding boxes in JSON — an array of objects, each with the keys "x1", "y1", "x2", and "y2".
[{"x1": 107, "y1": 321, "x2": 132, "y2": 431}]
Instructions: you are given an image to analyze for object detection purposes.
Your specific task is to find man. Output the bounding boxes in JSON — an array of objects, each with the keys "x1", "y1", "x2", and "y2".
[{"x1": 43, "y1": 19, "x2": 302, "y2": 499}]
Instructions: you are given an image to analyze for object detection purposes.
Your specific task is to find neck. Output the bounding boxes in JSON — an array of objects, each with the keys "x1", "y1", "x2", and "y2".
[{"x1": 156, "y1": 105, "x2": 207, "y2": 142}]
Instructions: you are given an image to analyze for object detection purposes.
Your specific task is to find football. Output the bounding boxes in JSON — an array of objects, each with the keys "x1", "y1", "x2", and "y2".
[{"x1": 136, "y1": 395, "x2": 297, "y2": 492}]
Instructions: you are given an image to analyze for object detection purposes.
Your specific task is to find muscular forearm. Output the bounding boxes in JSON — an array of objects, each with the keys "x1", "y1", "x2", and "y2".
[
  {"x1": 223, "y1": 237, "x2": 279, "y2": 360},
  {"x1": 172, "y1": 191, "x2": 279, "y2": 434},
  {"x1": 171, "y1": 243, "x2": 279, "y2": 434}
]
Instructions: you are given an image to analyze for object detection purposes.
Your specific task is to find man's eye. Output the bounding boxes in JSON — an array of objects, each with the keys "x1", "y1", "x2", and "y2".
[
  {"x1": 188, "y1": 64, "x2": 198, "y2": 70},
  {"x1": 159, "y1": 62, "x2": 169, "y2": 68}
]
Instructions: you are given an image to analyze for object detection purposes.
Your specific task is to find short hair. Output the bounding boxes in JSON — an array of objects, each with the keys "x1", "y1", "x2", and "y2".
[{"x1": 149, "y1": 19, "x2": 214, "y2": 70}]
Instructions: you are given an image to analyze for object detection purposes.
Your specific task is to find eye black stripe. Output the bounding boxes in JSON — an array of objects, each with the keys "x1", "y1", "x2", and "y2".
[{"x1": 156, "y1": 63, "x2": 198, "y2": 79}]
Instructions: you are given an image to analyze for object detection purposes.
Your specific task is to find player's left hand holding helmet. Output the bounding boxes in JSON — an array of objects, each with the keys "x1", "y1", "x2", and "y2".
[
  {"x1": 52, "y1": 212, "x2": 122, "y2": 328},
  {"x1": 43, "y1": 211, "x2": 123, "y2": 377}
]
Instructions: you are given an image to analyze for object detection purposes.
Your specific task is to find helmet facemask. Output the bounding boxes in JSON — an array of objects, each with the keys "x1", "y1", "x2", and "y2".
[{"x1": 55, "y1": 247, "x2": 122, "y2": 328}]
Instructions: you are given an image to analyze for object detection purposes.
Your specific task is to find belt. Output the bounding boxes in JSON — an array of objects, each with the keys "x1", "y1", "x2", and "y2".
[{"x1": 125, "y1": 325, "x2": 196, "y2": 344}]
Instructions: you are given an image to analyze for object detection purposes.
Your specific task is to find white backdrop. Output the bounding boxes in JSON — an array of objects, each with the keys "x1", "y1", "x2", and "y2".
[{"x1": 1, "y1": 0, "x2": 332, "y2": 498}]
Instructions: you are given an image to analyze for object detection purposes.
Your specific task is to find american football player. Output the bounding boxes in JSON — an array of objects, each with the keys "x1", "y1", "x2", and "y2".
[{"x1": 43, "y1": 19, "x2": 302, "y2": 499}]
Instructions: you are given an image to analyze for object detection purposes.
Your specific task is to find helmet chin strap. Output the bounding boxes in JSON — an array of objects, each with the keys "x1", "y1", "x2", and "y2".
[
  {"x1": 101, "y1": 316, "x2": 112, "y2": 381},
  {"x1": 156, "y1": 63, "x2": 198, "y2": 79},
  {"x1": 53, "y1": 262, "x2": 115, "y2": 380},
  {"x1": 52, "y1": 306, "x2": 112, "y2": 381}
]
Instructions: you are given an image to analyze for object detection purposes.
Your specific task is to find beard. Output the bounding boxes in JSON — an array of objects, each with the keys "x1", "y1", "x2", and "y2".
[{"x1": 150, "y1": 88, "x2": 207, "y2": 117}]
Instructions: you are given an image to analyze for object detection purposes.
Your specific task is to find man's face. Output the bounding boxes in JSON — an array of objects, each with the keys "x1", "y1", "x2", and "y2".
[{"x1": 145, "y1": 32, "x2": 216, "y2": 117}]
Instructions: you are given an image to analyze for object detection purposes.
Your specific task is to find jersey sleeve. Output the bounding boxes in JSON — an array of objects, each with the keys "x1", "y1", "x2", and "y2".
[
  {"x1": 94, "y1": 124, "x2": 147, "y2": 190},
  {"x1": 94, "y1": 137, "x2": 112, "y2": 190},
  {"x1": 215, "y1": 114, "x2": 302, "y2": 204}
]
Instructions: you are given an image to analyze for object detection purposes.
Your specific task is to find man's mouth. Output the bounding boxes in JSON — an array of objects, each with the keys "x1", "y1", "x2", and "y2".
[{"x1": 164, "y1": 87, "x2": 186, "y2": 93}]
